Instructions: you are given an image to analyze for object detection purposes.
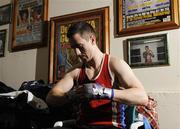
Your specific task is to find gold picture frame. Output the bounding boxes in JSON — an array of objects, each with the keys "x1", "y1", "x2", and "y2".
[
  {"x1": 115, "y1": 0, "x2": 179, "y2": 37},
  {"x1": 11, "y1": 0, "x2": 49, "y2": 51},
  {"x1": 49, "y1": 7, "x2": 110, "y2": 83}
]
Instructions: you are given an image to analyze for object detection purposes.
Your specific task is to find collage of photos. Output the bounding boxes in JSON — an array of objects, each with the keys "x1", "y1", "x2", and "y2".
[{"x1": 127, "y1": 34, "x2": 169, "y2": 68}]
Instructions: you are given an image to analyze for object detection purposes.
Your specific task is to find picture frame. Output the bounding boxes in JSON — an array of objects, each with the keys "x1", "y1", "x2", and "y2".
[
  {"x1": 0, "y1": 4, "x2": 12, "y2": 25},
  {"x1": 0, "y1": 29, "x2": 7, "y2": 57},
  {"x1": 125, "y1": 34, "x2": 169, "y2": 68},
  {"x1": 115, "y1": 0, "x2": 179, "y2": 37},
  {"x1": 11, "y1": 0, "x2": 49, "y2": 51},
  {"x1": 49, "y1": 7, "x2": 110, "y2": 83}
]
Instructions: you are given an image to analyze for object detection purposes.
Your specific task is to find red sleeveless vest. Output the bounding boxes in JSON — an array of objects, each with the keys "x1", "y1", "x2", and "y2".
[{"x1": 77, "y1": 54, "x2": 126, "y2": 128}]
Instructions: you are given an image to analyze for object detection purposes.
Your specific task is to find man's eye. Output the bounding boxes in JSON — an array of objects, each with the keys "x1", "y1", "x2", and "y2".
[
  {"x1": 71, "y1": 45, "x2": 76, "y2": 49},
  {"x1": 71, "y1": 44, "x2": 78, "y2": 49}
]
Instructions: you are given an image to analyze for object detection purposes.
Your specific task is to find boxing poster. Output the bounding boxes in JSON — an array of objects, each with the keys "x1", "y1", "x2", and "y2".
[
  {"x1": 56, "y1": 18, "x2": 101, "y2": 79},
  {"x1": 49, "y1": 7, "x2": 109, "y2": 83},
  {"x1": 15, "y1": 0, "x2": 43, "y2": 45},
  {"x1": 123, "y1": 0, "x2": 171, "y2": 28}
]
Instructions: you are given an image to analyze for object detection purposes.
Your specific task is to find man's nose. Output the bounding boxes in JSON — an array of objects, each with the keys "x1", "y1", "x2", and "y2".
[{"x1": 75, "y1": 48, "x2": 81, "y2": 56}]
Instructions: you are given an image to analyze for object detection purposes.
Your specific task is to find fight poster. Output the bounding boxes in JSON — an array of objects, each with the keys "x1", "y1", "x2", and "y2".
[
  {"x1": 123, "y1": 0, "x2": 171, "y2": 28},
  {"x1": 15, "y1": 0, "x2": 43, "y2": 45},
  {"x1": 49, "y1": 7, "x2": 109, "y2": 83},
  {"x1": 56, "y1": 18, "x2": 101, "y2": 79}
]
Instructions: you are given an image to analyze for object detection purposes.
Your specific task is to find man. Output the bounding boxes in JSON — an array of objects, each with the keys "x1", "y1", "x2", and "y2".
[
  {"x1": 46, "y1": 22, "x2": 148, "y2": 129},
  {"x1": 143, "y1": 46, "x2": 154, "y2": 64}
]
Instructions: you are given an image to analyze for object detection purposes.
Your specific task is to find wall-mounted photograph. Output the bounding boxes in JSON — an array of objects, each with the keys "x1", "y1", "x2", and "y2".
[
  {"x1": 11, "y1": 0, "x2": 48, "y2": 51},
  {"x1": 0, "y1": 4, "x2": 11, "y2": 25},
  {"x1": 0, "y1": 30, "x2": 6, "y2": 57},
  {"x1": 125, "y1": 34, "x2": 169, "y2": 68},
  {"x1": 49, "y1": 7, "x2": 110, "y2": 83},
  {"x1": 115, "y1": 0, "x2": 179, "y2": 37}
]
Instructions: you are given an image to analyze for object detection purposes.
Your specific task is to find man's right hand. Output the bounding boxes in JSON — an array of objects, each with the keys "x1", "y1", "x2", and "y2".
[
  {"x1": 65, "y1": 85, "x2": 91, "y2": 103},
  {"x1": 66, "y1": 83, "x2": 114, "y2": 103},
  {"x1": 66, "y1": 88, "x2": 81, "y2": 103}
]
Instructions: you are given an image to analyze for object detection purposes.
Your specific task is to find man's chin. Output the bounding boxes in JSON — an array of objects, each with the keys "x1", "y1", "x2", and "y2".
[
  {"x1": 79, "y1": 57, "x2": 86, "y2": 63},
  {"x1": 82, "y1": 59, "x2": 87, "y2": 63}
]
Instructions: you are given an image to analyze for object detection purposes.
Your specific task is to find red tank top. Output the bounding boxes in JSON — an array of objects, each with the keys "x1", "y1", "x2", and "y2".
[{"x1": 77, "y1": 54, "x2": 126, "y2": 128}]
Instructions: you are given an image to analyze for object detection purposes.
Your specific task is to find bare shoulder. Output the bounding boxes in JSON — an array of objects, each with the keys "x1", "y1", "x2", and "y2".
[
  {"x1": 108, "y1": 55, "x2": 144, "y2": 89},
  {"x1": 109, "y1": 55, "x2": 129, "y2": 72},
  {"x1": 109, "y1": 55, "x2": 123, "y2": 64}
]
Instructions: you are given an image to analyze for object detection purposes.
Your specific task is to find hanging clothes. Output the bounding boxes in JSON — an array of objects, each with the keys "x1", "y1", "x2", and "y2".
[{"x1": 136, "y1": 96, "x2": 159, "y2": 129}]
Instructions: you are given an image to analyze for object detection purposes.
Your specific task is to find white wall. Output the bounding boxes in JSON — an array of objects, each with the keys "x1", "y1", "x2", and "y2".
[
  {"x1": 0, "y1": 0, "x2": 180, "y2": 128},
  {"x1": 0, "y1": 0, "x2": 37, "y2": 89}
]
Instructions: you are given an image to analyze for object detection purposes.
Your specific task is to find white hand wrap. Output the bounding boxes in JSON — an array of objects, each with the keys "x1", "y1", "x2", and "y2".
[{"x1": 83, "y1": 83, "x2": 114, "y2": 100}]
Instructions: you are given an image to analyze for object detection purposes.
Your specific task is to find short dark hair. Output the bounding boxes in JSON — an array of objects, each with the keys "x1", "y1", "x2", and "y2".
[{"x1": 67, "y1": 21, "x2": 96, "y2": 40}]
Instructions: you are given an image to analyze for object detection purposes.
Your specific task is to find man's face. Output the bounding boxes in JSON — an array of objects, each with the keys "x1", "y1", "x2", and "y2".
[
  {"x1": 145, "y1": 46, "x2": 149, "y2": 51},
  {"x1": 70, "y1": 33, "x2": 94, "y2": 63}
]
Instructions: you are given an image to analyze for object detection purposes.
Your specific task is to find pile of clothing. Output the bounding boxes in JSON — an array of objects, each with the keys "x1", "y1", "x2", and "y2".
[{"x1": 0, "y1": 80, "x2": 74, "y2": 129}]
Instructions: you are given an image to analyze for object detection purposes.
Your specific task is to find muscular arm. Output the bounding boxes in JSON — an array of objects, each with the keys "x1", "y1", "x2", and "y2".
[
  {"x1": 46, "y1": 69, "x2": 78, "y2": 107},
  {"x1": 110, "y1": 56, "x2": 148, "y2": 106}
]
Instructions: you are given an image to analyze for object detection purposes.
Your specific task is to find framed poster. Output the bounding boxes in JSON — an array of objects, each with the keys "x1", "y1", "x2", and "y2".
[
  {"x1": 0, "y1": 30, "x2": 7, "y2": 57},
  {"x1": 125, "y1": 34, "x2": 169, "y2": 68},
  {"x1": 0, "y1": 4, "x2": 12, "y2": 25},
  {"x1": 11, "y1": 0, "x2": 49, "y2": 51},
  {"x1": 49, "y1": 7, "x2": 110, "y2": 83},
  {"x1": 116, "y1": 0, "x2": 179, "y2": 37}
]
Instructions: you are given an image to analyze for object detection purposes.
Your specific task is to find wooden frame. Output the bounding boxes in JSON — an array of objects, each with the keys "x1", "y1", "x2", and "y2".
[
  {"x1": 49, "y1": 7, "x2": 110, "y2": 83},
  {"x1": 116, "y1": 0, "x2": 179, "y2": 37},
  {"x1": 0, "y1": 29, "x2": 7, "y2": 57},
  {"x1": 0, "y1": 4, "x2": 12, "y2": 25},
  {"x1": 125, "y1": 34, "x2": 169, "y2": 68},
  {"x1": 11, "y1": 0, "x2": 48, "y2": 51}
]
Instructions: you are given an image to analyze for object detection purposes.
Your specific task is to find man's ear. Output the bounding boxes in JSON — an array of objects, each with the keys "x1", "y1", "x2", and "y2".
[{"x1": 90, "y1": 35, "x2": 96, "y2": 45}]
